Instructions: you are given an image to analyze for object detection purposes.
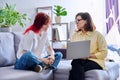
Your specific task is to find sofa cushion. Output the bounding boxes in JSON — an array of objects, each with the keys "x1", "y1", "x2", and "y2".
[
  {"x1": 53, "y1": 60, "x2": 71, "y2": 79},
  {"x1": 54, "y1": 60, "x2": 119, "y2": 80},
  {"x1": 0, "y1": 33, "x2": 16, "y2": 67},
  {"x1": 12, "y1": 32, "x2": 23, "y2": 55},
  {"x1": 0, "y1": 66, "x2": 53, "y2": 80}
]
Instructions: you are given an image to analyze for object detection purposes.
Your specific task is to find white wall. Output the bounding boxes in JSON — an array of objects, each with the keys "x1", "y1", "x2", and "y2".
[{"x1": 0, "y1": 0, "x2": 106, "y2": 35}]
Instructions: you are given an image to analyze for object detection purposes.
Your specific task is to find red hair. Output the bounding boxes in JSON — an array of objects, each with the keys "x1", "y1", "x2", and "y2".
[{"x1": 24, "y1": 12, "x2": 50, "y2": 34}]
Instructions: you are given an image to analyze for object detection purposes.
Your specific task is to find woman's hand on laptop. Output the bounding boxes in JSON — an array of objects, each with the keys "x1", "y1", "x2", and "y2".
[{"x1": 89, "y1": 54, "x2": 97, "y2": 59}]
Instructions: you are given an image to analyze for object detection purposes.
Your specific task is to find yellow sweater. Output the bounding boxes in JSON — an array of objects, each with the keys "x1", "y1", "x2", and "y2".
[{"x1": 71, "y1": 30, "x2": 107, "y2": 69}]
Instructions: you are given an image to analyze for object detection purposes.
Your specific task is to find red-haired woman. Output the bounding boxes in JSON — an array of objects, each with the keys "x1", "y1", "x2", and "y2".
[{"x1": 14, "y1": 12, "x2": 62, "y2": 72}]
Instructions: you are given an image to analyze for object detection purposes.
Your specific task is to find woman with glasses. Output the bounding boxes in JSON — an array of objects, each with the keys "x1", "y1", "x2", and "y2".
[
  {"x1": 68, "y1": 12, "x2": 107, "y2": 80},
  {"x1": 14, "y1": 12, "x2": 62, "y2": 72}
]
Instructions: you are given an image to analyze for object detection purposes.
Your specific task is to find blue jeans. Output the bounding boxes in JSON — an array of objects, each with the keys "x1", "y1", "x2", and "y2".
[{"x1": 14, "y1": 51, "x2": 62, "y2": 71}]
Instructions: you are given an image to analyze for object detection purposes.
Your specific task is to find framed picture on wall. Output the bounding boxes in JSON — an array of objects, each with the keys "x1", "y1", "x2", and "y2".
[
  {"x1": 36, "y1": 6, "x2": 52, "y2": 20},
  {"x1": 36, "y1": 6, "x2": 53, "y2": 43}
]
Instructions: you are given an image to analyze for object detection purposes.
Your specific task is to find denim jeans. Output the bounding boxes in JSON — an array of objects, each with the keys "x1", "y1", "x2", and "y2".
[{"x1": 14, "y1": 51, "x2": 62, "y2": 71}]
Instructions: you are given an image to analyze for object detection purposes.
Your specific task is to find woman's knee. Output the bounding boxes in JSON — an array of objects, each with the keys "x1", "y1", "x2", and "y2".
[
  {"x1": 71, "y1": 59, "x2": 82, "y2": 66},
  {"x1": 22, "y1": 51, "x2": 32, "y2": 57},
  {"x1": 22, "y1": 51, "x2": 37, "y2": 58},
  {"x1": 55, "y1": 52, "x2": 63, "y2": 59}
]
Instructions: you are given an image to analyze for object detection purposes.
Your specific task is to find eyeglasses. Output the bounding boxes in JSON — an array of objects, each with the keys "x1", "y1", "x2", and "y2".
[{"x1": 75, "y1": 19, "x2": 83, "y2": 23}]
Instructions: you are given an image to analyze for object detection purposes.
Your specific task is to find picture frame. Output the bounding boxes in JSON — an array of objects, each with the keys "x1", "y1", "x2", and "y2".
[{"x1": 36, "y1": 6, "x2": 52, "y2": 20}]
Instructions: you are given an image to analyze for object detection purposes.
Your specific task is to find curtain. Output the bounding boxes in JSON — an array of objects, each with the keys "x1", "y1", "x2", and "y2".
[{"x1": 106, "y1": 0, "x2": 120, "y2": 34}]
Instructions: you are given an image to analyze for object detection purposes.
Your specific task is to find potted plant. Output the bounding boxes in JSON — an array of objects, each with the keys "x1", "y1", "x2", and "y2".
[
  {"x1": 0, "y1": 3, "x2": 28, "y2": 32},
  {"x1": 53, "y1": 5, "x2": 67, "y2": 23}
]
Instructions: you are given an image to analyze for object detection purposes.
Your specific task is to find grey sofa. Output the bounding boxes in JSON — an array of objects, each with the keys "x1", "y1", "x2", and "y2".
[
  {"x1": 0, "y1": 32, "x2": 119, "y2": 80},
  {"x1": 55, "y1": 60, "x2": 119, "y2": 80},
  {"x1": 0, "y1": 32, "x2": 53, "y2": 80}
]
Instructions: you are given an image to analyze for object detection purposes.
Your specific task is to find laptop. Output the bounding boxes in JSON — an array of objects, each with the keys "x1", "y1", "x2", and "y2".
[{"x1": 66, "y1": 40, "x2": 90, "y2": 60}]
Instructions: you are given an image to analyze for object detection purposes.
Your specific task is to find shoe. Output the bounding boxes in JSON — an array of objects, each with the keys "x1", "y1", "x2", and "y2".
[
  {"x1": 34, "y1": 65, "x2": 43, "y2": 72},
  {"x1": 44, "y1": 65, "x2": 50, "y2": 70},
  {"x1": 44, "y1": 65, "x2": 56, "y2": 71}
]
